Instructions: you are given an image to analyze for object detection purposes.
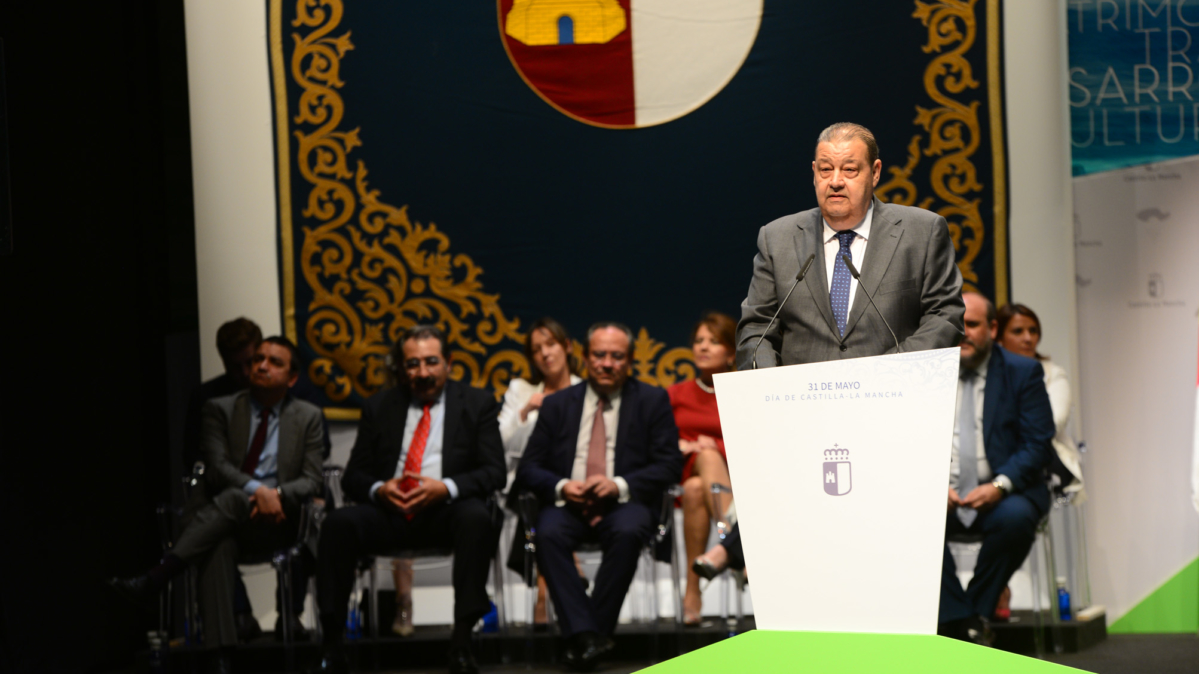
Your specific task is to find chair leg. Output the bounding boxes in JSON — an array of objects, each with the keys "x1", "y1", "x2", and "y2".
[
  {"x1": 669, "y1": 529, "x2": 683, "y2": 626},
  {"x1": 1030, "y1": 528, "x2": 1045, "y2": 658},
  {"x1": 368, "y1": 559, "x2": 379, "y2": 641},
  {"x1": 1042, "y1": 518, "x2": 1065, "y2": 654}
]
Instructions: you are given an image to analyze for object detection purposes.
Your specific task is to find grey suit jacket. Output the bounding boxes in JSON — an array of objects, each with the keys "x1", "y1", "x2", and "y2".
[
  {"x1": 199, "y1": 390, "x2": 325, "y2": 506},
  {"x1": 737, "y1": 197, "x2": 964, "y2": 368}
]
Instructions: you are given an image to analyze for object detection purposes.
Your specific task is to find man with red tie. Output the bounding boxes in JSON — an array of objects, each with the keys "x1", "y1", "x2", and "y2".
[
  {"x1": 312, "y1": 325, "x2": 505, "y2": 674},
  {"x1": 109, "y1": 336, "x2": 325, "y2": 660},
  {"x1": 515, "y1": 322, "x2": 682, "y2": 671}
]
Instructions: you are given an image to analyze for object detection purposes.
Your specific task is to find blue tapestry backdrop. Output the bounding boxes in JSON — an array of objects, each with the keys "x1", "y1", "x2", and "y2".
[
  {"x1": 1068, "y1": 0, "x2": 1199, "y2": 175},
  {"x1": 268, "y1": 0, "x2": 1008, "y2": 415}
]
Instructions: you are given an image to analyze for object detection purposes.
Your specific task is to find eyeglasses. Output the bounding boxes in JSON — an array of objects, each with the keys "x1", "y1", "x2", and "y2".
[{"x1": 403, "y1": 356, "x2": 443, "y2": 370}]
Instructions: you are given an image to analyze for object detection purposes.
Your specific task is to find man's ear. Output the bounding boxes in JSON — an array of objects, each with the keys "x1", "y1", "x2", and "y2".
[
  {"x1": 989, "y1": 320, "x2": 998, "y2": 340},
  {"x1": 287, "y1": 371, "x2": 300, "y2": 388},
  {"x1": 871, "y1": 159, "x2": 882, "y2": 186}
]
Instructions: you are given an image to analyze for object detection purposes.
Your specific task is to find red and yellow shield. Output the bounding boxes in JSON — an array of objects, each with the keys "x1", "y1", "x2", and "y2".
[{"x1": 499, "y1": 0, "x2": 762, "y2": 129}]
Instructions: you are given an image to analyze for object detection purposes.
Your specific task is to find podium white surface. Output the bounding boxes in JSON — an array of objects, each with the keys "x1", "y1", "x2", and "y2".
[{"x1": 713, "y1": 347, "x2": 959, "y2": 635}]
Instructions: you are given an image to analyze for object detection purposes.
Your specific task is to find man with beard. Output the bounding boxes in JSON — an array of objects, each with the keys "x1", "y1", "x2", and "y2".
[
  {"x1": 938, "y1": 292, "x2": 1054, "y2": 644},
  {"x1": 311, "y1": 325, "x2": 505, "y2": 674},
  {"x1": 515, "y1": 322, "x2": 682, "y2": 672}
]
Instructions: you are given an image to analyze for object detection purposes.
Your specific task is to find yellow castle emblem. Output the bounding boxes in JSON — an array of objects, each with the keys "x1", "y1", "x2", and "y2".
[{"x1": 505, "y1": 0, "x2": 627, "y2": 46}]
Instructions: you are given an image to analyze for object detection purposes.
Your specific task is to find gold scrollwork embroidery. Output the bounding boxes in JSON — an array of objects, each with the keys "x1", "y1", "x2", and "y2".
[
  {"x1": 876, "y1": 0, "x2": 995, "y2": 296},
  {"x1": 276, "y1": 0, "x2": 695, "y2": 410}
]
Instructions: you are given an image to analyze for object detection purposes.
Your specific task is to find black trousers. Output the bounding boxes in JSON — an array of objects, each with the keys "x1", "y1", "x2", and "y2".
[
  {"x1": 718, "y1": 522, "x2": 746, "y2": 572},
  {"x1": 316, "y1": 497, "x2": 497, "y2": 640},
  {"x1": 535, "y1": 501, "x2": 654, "y2": 637},
  {"x1": 171, "y1": 487, "x2": 305, "y2": 646},
  {"x1": 939, "y1": 493, "x2": 1041, "y2": 624}
]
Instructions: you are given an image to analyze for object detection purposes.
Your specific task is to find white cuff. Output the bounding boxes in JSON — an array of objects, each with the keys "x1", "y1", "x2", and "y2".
[
  {"x1": 244, "y1": 479, "x2": 263, "y2": 495},
  {"x1": 369, "y1": 480, "x2": 385, "y2": 502},
  {"x1": 553, "y1": 478, "x2": 569, "y2": 507},
  {"x1": 614, "y1": 477, "x2": 630, "y2": 504},
  {"x1": 994, "y1": 474, "x2": 1013, "y2": 493},
  {"x1": 443, "y1": 477, "x2": 459, "y2": 502}
]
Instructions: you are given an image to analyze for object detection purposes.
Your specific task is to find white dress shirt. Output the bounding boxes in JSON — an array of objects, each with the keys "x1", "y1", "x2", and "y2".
[
  {"x1": 553, "y1": 383, "x2": 631, "y2": 507},
  {"x1": 822, "y1": 201, "x2": 873, "y2": 310},
  {"x1": 949, "y1": 350, "x2": 1012, "y2": 493},
  {"x1": 368, "y1": 388, "x2": 459, "y2": 502}
]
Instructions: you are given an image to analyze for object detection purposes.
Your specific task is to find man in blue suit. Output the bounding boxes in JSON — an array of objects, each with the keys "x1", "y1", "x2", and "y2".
[
  {"x1": 939, "y1": 292, "x2": 1055, "y2": 644},
  {"x1": 516, "y1": 322, "x2": 682, "y2": 671}
]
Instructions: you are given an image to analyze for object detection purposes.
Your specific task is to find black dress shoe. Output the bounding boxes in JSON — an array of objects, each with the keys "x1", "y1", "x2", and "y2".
[
  {"x1": 205, "y1": 650, "x2": 233, "y2": 674},
  {"x1": 304, "y1": 649, "x2": 349, "y2": 674},
  {"x1": 236, "y1": 613, "x2": 263, "y2": 642},
  {"x1": 447, "y1": 646, "x2": 479, "y2": 674},
  {"x1": 563, "y1": 632, "x2": 614, "y2": 672},
  {"x1": 274, "y1": 615, "x2": 309, "y2": 642},
  {"x1": 107, "y1": 576, "x2": 155, "y2": 611}
]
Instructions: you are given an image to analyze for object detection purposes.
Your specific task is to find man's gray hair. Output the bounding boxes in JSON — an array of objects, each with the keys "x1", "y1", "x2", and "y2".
[
  {"x1": 585, "y1": 321, "x2": 635, "y2": 352},
  {"x1": 815, "y1": 122, "x2": 879, "y2": 166}
]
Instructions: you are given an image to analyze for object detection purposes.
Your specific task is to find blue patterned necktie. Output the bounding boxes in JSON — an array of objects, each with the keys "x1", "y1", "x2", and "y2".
[{"x1": 829, "y1": 230, "x2": 857, "y2": 337}]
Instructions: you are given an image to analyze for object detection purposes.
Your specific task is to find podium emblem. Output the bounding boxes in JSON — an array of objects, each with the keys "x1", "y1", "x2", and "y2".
[{"x1": 823, "y1": 446, "x2": 852, "y2": 496}]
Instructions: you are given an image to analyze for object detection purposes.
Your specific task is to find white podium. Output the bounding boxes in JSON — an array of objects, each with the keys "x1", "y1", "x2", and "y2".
[{"x1": 712, "y1": 347, "x2": 959, "y2": 635}]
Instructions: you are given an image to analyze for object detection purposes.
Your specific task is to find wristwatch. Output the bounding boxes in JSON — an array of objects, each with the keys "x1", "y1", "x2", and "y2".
[{"x1": 990, "y1": 479, "x2": 1007, "y2": 495}]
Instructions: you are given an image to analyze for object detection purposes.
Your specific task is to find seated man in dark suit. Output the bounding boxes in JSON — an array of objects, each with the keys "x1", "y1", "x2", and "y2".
[
  {"x1": 112, "y1": 337, "x2": 326, "y2": 657},
  {"x1": 939, "y1": 293, "x2": 1055, "y2": 644},
  {"x1": 312, "y1": 325, "x2": 505, "y2": 674},
  {"x1": 516, "y1": 322, "x2": 683, "y2": 671}
]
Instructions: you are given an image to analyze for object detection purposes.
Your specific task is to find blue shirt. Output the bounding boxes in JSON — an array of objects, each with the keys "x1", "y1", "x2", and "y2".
[
  {"x1": 369, "y1": 388, "x2": 459, "y2": 502},
  {"x1": 243, "y1": 398, "x2": 285, "y2": 495}
]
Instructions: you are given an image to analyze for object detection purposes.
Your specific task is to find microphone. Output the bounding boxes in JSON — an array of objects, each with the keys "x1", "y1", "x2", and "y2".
[
  {"x1": 752, "y1": 253, "x2": 816, "y2": 370},
  {"x1": 841, "y1": 253, "x2": 900, "y2": 353}
]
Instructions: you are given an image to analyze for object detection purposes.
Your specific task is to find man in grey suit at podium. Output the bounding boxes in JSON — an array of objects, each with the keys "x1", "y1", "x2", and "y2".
[
  {"x1": 737, "y1": 122, "x2": 964, "y2": 368},
  {"x1": 694, "y1": 122, "x2": 965, "y2": 582}
]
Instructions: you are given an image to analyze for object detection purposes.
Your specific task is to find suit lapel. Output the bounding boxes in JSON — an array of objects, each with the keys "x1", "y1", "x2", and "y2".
[
  {"x1": 276, "y1": 397, "x2": 296, "y2": 481},
  {"x1": 613, "y1": 379, "x2": 637, "y2": 471},
  {"x1": 442, "y1": 381, "x2": 463, "y2": 467},
  {"x1": 563, "y1": 384, "x2": 586, "y2": 472},
  {"x1": 844, "y1": 199, "x2": 903, "y2": 338},
  {"x1": 797, "y1": 211, "x2": 838, "y2": 338},
  {"x1": 231, "y1": 392, "x2": 252, "y2": 468},
  {"x1": 982, "y1": 347, "x2": 1004, "y2": 449}
]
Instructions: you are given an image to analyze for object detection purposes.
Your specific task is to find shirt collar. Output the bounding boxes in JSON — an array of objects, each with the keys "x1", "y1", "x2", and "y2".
[
  {"x1": 411, "y1": 387, "x2": 447, "y2": 410},
  {"x1": 250, "y1": 394, "x2": 286, "y2": 418},
  {"x1": 586, "y1": 381, "x2": 623, "y2": 404},
  {"x1": 962, "y1": 348, "x2": 991, "y2": 380},
  {"x1": 822, "y1": 200, "x2": 874, "y2": 243}
]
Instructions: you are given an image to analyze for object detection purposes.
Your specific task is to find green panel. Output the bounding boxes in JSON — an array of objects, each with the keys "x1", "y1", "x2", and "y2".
[
  {"x1": 1110, "y1": 557, "x2": 1199, "y2": 634},
  {"x1": 640, "y1": 631, "x2": 1086, "y2": 673}
]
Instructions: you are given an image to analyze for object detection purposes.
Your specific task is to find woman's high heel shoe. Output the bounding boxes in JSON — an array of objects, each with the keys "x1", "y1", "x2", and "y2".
[{"x1": 692, "y1": 556, "x2": 725, "y2": 581}]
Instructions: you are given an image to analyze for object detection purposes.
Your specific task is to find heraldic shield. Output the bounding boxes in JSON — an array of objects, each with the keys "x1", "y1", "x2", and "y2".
[
  {"x1": 823, "y1": 447, "x2": 852, "y2": 496},
  {"x1": 498, "y1": 0, "x2": 762, "y2": 128}
]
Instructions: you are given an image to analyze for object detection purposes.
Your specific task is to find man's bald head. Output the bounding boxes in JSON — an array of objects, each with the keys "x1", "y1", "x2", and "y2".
[{"x1": 960, "y1": 292, "x2": 997, "y2": 369}]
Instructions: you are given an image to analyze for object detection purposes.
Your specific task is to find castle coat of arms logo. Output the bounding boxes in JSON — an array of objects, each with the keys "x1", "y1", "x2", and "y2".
[
  {"x1": 498, "y1": 0, "x2": 762, "y2": 128},
  {"x1": 823, "y1": 445, "x2": 852, "y2": 496}
]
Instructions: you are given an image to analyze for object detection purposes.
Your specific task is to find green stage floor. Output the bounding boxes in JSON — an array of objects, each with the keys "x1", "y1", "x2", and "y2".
[{"x1": 641, "y1": 630, "x2": 1082, "y2": 673}]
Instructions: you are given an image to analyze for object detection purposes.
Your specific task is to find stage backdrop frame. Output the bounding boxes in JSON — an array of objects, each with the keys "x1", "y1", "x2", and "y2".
[{"x1": 267, "y1": 0, "x2": 1009, "y2": 418}]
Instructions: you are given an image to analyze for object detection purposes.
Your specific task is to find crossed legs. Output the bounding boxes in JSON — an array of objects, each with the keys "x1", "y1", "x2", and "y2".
[{"x1": 680, "y1": 449, "x2": 732, "y2": 623}]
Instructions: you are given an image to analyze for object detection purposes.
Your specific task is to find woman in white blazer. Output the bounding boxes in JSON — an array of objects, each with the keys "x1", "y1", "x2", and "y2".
[{"x1": 498, "y1": 317, "x2": 582, "y2": 624}]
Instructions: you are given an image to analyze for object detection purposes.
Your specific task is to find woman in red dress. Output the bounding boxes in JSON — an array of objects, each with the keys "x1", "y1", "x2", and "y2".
[{"x1": 668, "y1": 311, "x2": 737, "y2": 625}]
